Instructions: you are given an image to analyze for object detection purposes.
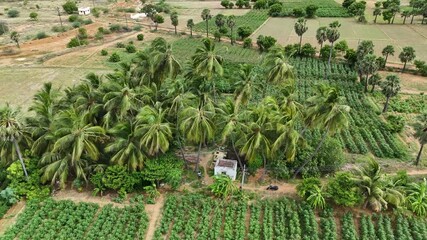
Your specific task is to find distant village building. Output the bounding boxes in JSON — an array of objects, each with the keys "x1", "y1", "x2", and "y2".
[
  {"x1": 214, "y1": 152, "x2": 237, "y2": 180},
  {"x1": 130, "y1": 13, "x2": 147, "y2": 20},
  {"x1": 78, "y1": 7, "x2": 91, "y2": 15}
]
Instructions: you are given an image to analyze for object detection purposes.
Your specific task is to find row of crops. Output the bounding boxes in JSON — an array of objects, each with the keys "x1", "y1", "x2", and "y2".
[
  {"x1": 193, "y1": 10, "x2": 269, "y2": 37},
  {"x1": 292, "y1": 57, "x2": 406, "y2": 158},
  {"x1": 0, "y1": 199, "x2": 148, "y2": 240},
  {"x1": 154, "y1": 194, "x2": 427, "y2": 240},
  {"x1": 280, "y1": 0, "x2": 350, "y2": 17}
]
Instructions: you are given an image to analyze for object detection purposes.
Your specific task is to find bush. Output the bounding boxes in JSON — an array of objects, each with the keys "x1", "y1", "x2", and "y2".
[
  {"x1": 35, "y1": 32, "x2": 48, "y2": 40},
  {"x1": 334, "y1": 40, "x2": 348, "y2": 54},
  {"x1": 133, "y1": 25, "x2": 142, "y2": 31},
  {"x1": 137, "y1": 33, "x2": 144, "y2": 41},
  {"x1": 386, "y1": 114, "x2": 405, "y2": 133},
  {"x1": 68, "y1": 14, "x2": 79, "y2": 22},
  {"x1": 253, "y1": 0, "x2": 268, "y2": 9},
  {"x1": 63, "y1": 0, "x2": 78, "y2": 14},
  {"x1": 67, "y1": 37, "x2": 88, "y2": 48},
  {"x1": 237, "y1": 25, "x2": 252, "y2": 40},
  {"x1": 0, "y1": 22, "x2": 9, "y2": 35},
  {"x1": 221, "y1": 0, "x2": 231, "y2": 8},
  {"x1": 414, "y1": 60, "x2": 427, "y2": 76},
  {"x1": 109, "y1": 52, "x2": 121, "y2": 62},
  {"x1": 326, "y1": 172, "x2": 361, "y2": 207},
  {"x1": 94, "y1": 32, "x2": 104, "y2": 40},
  {"x1": 292, "y1": 8, "x2": 305, "y2": 17},
  {"x1": 320, "y1": 45, "x2": 336, "y2": 61},
  {"x1": 77, "y1": 27, "x2": 88, "y2": 39},
  {"x1": 7, "y1": 9, "x2": 19, "y2": 18},
  {"x1": 109, "y1": 24, "x2": 123, "y2": 32},
  {"x1": 116, "y1": 42, "x2": 125, "y2": 48},
  {"x1": 305, "y1": 5, "x2": 318, "y2": 18},
  {"x1": 125, "y1": 44, "x2": 136, "y2": 53},
  {"x1": 256, "y1": 35, "x2": 277, "y2": 52},
  {"x1": 29, "y1": 12, "x2": 38, "y2": 20},
  {"x1": 72, "y1": 21, "x2": 81, "y2": 28},
  {"x1": 243, "y1": 38, "x2": 252, "y2": 48},
  {"x1": 268, "y1": 3, "x2": 283, "y2": 17},
  {"x1": 101, "y1": 49, "x2": 108, "y2": 56},
  {"x1": 300, "y1": 43, "x2": 316, "y2": 57}
]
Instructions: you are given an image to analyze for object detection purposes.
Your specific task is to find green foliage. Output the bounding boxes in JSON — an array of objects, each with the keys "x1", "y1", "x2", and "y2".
[
  {"x1": 0, "y1": 187, "x2": 18, "y2": 205},
  {"x1": 108, "y1": 52, "x2": 121, "y2": 62},
  {"x1": 0, "y1": 21, "x2": 9, "y2": 35},
  {"x1": 327, "y1": 172, "x2": 361, "y2": 207},
  {"x1": 101, "y1": 49, "x2": 108, "y2": 56},
  {"x1": 103, "y1": 165, "x2": 140, "y2": 193},
  {"x1": 29, "y1": 12, "x2": 38, "y2": 20},
  {"x1": 210, "y1": 174, "x2": 238, "y2": 198},
  {"x1": 51, "y1": 25, "x2": 69, "y2": 32},
  {"x1": 34, "y1": 32, "x2": 48, "y2": 40},
  {"x1": 293, "y1": 7, "x2": 306, "y2": 17},
  {"x1": 137, "y1": 33, "x2": 144, "y2": 41},
  {"x1": 305, "y1": 4, "x2": 319, "y2": 18},
  {"x1": 141, "y1": 154, "x2": 183, "y2": 189},
  {"x1": 67, "y1": 37, "x2": 88, "y2": 48},
  {"x1": 297, "y1": 177, "x2": 326, "y2": 209},
  {"x1": 243, "y1": 37, "x2": 252, "y2": 48},
  {"x1": 320, "y1": 45, "x2": 336, "y2": 61},
  {"x1": 386, "y1": 114, "x2": 405, "y2": 133},
  {"x1": 269, "y1": 3, "x2": 283, "y2": 17},
  {"x1": 63, "y1": 0, "x2": 78, "y2": 14},
  {"x1": 7, "y1": 9, "x2": 19, "y2": 18},
  {"x1": 237, "y1": 25, "x2": 252, "y2": 40},
  {"x1": 125, "y1": 44, "x2": 137, "y2": 53},
  {"x1": 256, "y1": 35, "x2": 277, "y2": 52}
]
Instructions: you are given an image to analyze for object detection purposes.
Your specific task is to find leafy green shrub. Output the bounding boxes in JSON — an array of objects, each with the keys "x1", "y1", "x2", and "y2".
[
  {"x1": 386, "y1": 114, "x2": 405, "y2": 133},
  {"x1": 101, "y1": 49, "x2": 108, "y2": 56},
  {"x1": 94, "y1": 32, "x2": 104, "y2": 40},
  {"x1": 297, "y1": 177, "x2": 326, "y2": 209},
  {"x1": 326, "y1": 172, "x2": 361, "y2": 207},
  {"x1": 237, "y1": 26, "x2": 252, "y2": 40},
  {"x1": 0, "y1": 188, "x2": 18, "y2": 205},
  {"x1": 137, "y1": 33, "x2": 144, "y2": 41},
  {"x1": 125, "y1": 44, "x2": 136, "y2": 53},
  {"x1": 29, "y1": 12, "x2": 38, "y2": 20},
  {"x1": 109, "y1": 24, "x2": 124, "y2": 32},
  {"x1": 63, "y1": 0, "x2": 78, "y2": 14},
  {"x1": 253, "y1": 0, "x2": 268, "y2": 9},
  {"x1": 293, "y1": 8, "x2": 305, "y2": 17},
  {"x1": 133, "y1": 25, "x2": 142, "y2": 31},
  {"x1": 300, "y1": 43, "x2": 316, "y2": 57},
  {"x1": 256, "y1": 35, "x2": 277, "y2": 52},
  {"x1": 414, "y1": 60, "x2": 427, "y2": 76},
  {"x1": 305, "y1": 4, "x2": 318, "y2": 18},
  {"x1": 83, "y1": 19, "x2": 93, "y2": 25},
  {"x1": 67, "y1": 37, "x2": 88, "y2": 48},
  {"x1": 109, "y1": 52, "x2": 121, "y2": 62},
  {"x1": 51, "y1": 25, "x2": 69, "y2": 32},
  {"x1": 320, "y1": 45, "x2": 336, "y2": 61},
  {"x1": 210, "y1": 174, "x2": 238, "y2": 198},
  {"x1": 35, "y1": 32, "x2": 48, "y2": 40},
  {"x1": 0, "y1": 21, "x2": 9, "y2": 35},
  {"x1": 77, "y1": 27, "x2": 88, "y2": 39},
  {"x1": 7, "y1": 9, "x2": 20, "y2": 18},
  {"x1": 141, "y1": 154, "x2": 183, "y2": 190},
  {"x1": 72, "y1": 21, "x2": 81, "y2": 28},
  {"x1": 269, "y1": 3, "x2": 283, "y2": 17},
  {"x1": 243, "y1": 38, "x2": 252, "y2": 48},
  {"x1": 68, "y1": 14, "x2": 79, "y2": 22},
  {"x1": 116, "y1": 42, "x2": 125, "y2": 48}
]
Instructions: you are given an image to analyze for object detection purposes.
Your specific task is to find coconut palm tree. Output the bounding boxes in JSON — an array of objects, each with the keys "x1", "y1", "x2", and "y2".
[
  {"x1": 294, "y1": 18, "x2": 308, "y2": 54},
  {"x1": 0, "y1": 104, "x2": 29, "y2": 179},
  {"x1": 406, "y1": 178, "x2": 427, "y2": 216},
  {"x1": 263, "y1": 46, "x2": 295, "y2": 85},
  {"x1": 352, "y1": 159, "x2": 404, "y2": 212},
  {"x1": 191, "y1": 38, "x2": 224, "y2": 100},
  {"x1": 27, "y1": 82, "x2": 61, "y2": 157},
  {"x1": 234, "y1": 64, "x2": 261, "y2": 108},
  {"x1": 152, "y1": 40, "x2": 182, "y2": 85},
  {"x1": 381, "y1": 74, "x2": 401, "y2": 113},
  {"x1": 40, "y1": 109, "x2": 105, "y2": 187},
  {"x1": 381, "y1": 45, "x2": 395, "y2": 68},
  {"x1": 201, "y1": 9, "x2": 212, "y2": 37},
  {"x1": 326, "y1": 21, "x2": 341, "y2": 70},
  {"x1": 179, "y1": 100, "x2": 215, "y2": 172},
  {"x1": 132, "y1": 49, "x2": 156, "y2": 86},
  {"x1": 136, "y1": 103, "x2": 173, "y2": 156},
  {"x1": 105, "y1": 121, "x2": 145, "y2": 171},
  {"x1": 316, "y1": 26, "x2": 328, "y2": 49},
  {"x1": 294, "y1": 85, "x2": 350, "y2": 177},
  {"x1": 227, "y1": 15, "x2": 236, "y2": 45}
]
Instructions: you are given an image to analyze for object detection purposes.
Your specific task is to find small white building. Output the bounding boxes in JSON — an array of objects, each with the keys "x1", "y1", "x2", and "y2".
[
  {"x1": 214, "y1": 159, "x2": 237, "y2": 180},
  {"x1": 130, "y1": 13, "x2": 147, "y2": 20},
  {"x1": 78, "y1": 7, "x2": 91, "y2": 15}
]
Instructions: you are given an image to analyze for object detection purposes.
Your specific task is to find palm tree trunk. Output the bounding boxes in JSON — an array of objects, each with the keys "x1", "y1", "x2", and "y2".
[
  {"x1": 371, "y1": 84, "x2": 376, "y2": 93},
  {"x1": 384, "y1": 54, "x2": 388, "y2": 67},
  {"x1": 365, "y1": 74, "x2": 369, "y2": 92},
  {"x1": 13, "y1": 138, "x2": 28, "y2": 179},
  {"x1": 195, "y1": 141, "x2": 202, "y2": 172},
  {"x1": 230, "y1": 27, "x2": 233, "y2": 45},
  {"x1": 174, "y1": 26, "x2": 177, "y2": 35},
  {"x1": 374, "y1": 15, "x2": 378, "y2": 23},
  {"x1": 293, "y1": 129, "x2": 329, "y2": 178},
  {"x1": 155, "y1": 23, "x2": 158, "y2": 31},
  {"x1": 402, "y1": 62, "x2": 407, "y2": 72},
  {"x1": 190, "y1": 28, "x2": 193, "y2": 37},
  {"x1": 403, "y1": 16, "x2": 407, "y2": 24},
  {"x1": 391, "y1": 13, "x2": 396, "y2": 24},
  {"x1": 231, "y1": 138, "x2": 244, "y2": 171},
  {"x1": 411, "y1": 15, "x2": 415, "y2": 24},
  {"x1": 206, "y1": 20, "x2": 209, "y2": 37},
  {"x1": 298, "y1": 35, "x2": 303, "y2": 54},
  {"x1": 327, "y1": 42, "x2": 335, "y2": 73},
  {"x1": 383, "y1": 96, "x2": 390, "y2": 113},
  {"x1": 320, "y1": 42, "x2": 323, "y2": 49},
  {"x1": 415, "y1": 143, "x2": 424, "y2": 166}
]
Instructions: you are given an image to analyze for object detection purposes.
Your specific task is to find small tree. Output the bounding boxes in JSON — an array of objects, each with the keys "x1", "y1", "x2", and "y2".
[
  {"x1": 381, "y1": 74, "x2": 401, "y2": 113},
  {"x1": 187, "y1": 19, "x2": 194, "y2": 37},
  {"x1": 29, "y1": 12, "x2": 38, "y2": 21},
  {"x1": 373, "y1": 7, "x2": 381, "y2": 23},
  {"x1": 382, "y1": 45, "x2": 395, "y2": 68},
  {"x1": 401, "y1": 10, "x2": 411, "y2": 24},
  {"x1": 170, "y1": 12, "x2": 178, "y2": 34},
  {"x1": 305, "y1": 5, "x2": 318, "y2": 18},
  {"x1": 10, "y1": 31, "x2": 20, "y2": 48},
  {"x1": 7, "y1": 9, "x2": 20, "y2": 18},
  {"x1": 237, "y1": 26, "x2": 252, "y2": 40},
  {"x1": 368, "y1": 73, "x2": 382, "y2": 92},
  {"x1": 152, "y1": 14, "x2": 164, "y2": 31},
  {"x1": 294, "y1": 18, "x2": 308, "y2": 54},
  {"x1": 382, "y1": 10, "x2": 393, "y2": 23},
  {"x1": 63, "y1": 0, "x2": 78, "y2": 14},
  {"x1": 326, "y1": 21, "x2": 341, "y2": 70},
  {"x1": 215, "y1": 14, "x2": 226, "y2": 31},
  {"x1": 201, "y1": 9, "x2": 212, "y2": 37},
  {"x1": 399, "y1": 46, "x2": 416, "y2": 72},
  {"x1": 256, "y1": 35, "x2": 276, "y2": 52},
  {"x1": 227, "y1": 15, "x2": 236, "y2": 45}
]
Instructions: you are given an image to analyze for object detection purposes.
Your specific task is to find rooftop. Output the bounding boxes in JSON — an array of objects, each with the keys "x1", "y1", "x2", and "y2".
[{"x1": 216, "y1": 159, "x2": 237, "y2": 169}]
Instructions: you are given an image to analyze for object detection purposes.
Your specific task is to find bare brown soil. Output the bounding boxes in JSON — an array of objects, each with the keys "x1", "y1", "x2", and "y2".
[
  {"x1": 0, "y1": 201, "x2": 26, "y2": 235},
  {"x1": 144, "y1": 194, "x2": 165, "y2": 240}
]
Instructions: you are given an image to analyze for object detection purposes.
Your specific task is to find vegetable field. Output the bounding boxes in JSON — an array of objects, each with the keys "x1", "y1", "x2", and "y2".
[
  {"x1": 280, "y1": 0, "x2": 349, "y2": 17},
  {"x1": 0, "y1": 199, "x2": 148, "y2": 240},
  {"x1": 193, "y1": 10, "x2": 269, "y2": 37},
  {"x1": 291, "y1": 57, "x2": 406, "y2": 158},
  {"x1": 153, "y1": 194, "x2": 427, "y2": 240}
]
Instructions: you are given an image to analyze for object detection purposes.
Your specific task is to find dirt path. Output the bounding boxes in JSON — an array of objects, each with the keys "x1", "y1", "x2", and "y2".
[
  {"x1": 53, "y1": 189, "x2": 124, "y2": 207},
  {"x1": 199, "y1": 152, "x2": 214, "y2": 185},
  {"x1": 0, "y1": 201, "x2": 26, "y2": 235},
  {"x1": 144, "y1": 194, "x2": 165, "y2": 240}
]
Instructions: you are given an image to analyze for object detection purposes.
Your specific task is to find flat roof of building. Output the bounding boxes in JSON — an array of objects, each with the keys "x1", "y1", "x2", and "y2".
[{"x1": 216, "y1": 159, "x2": 237, "y2": 169}]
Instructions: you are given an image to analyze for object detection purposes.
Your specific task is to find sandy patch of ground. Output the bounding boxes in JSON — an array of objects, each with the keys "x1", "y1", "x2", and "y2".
[
  {"x1": 144, "y1": 194, "x2": 165, "y2": 240},
  {"x1": 0, "y1": 201, "x2": 26, "y2": 235}
]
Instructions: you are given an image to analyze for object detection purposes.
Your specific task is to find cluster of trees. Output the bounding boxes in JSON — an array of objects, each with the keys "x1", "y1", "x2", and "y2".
[
  {"x1": 253, "y1": 0, "x2": 318, "y2": 18},
  {"x1": 372, "y1": 0, "x2": 427, "y2": 24},
  {"x1": 298, "y1": 159, "x2": 427, "y2": 217},
  {"x1": 0, "y1": 37, "x2": 352, "y2": 200},
  {"x1": 220, "y1": 0, "x2": 251, "y2": 9},
  {"x1": 342, "y1": 0, "x2": 367, "y2": 22}
]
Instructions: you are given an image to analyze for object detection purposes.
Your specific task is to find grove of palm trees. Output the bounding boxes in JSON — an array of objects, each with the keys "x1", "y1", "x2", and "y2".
[{"x1": 1, "y1": 0, "x2": 427, "y2": 239}]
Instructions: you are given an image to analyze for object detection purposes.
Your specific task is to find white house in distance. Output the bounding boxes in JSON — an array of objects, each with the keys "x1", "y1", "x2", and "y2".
[
  {"x1": 78, "y1": 7, "x2": 91, "y2": 15},
  {"x1": 130, "y1": 13, "x2": 147, "y2": 20},
  {"x1": 214, "y1": 152, "x2": 238, "y2": 180}
]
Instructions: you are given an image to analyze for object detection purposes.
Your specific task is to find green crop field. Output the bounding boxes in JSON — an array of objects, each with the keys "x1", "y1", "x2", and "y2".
[
  {"x1": 153, "y1": 194, "x2": 427, "y2": 240},
  {"x1": 281, "y1": 0, "x2": 350, "y2": 17},
  {"x1": 0, "y1": 199, "x2": 148, "y2": 240},
  {"x1": 193, "y1": 10, "x2": 269, "y2": 38}
]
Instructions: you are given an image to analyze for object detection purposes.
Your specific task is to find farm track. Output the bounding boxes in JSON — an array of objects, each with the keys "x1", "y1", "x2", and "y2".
[{"x1": 144, "y1": 195, "x2": 165, "y2": 240}]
